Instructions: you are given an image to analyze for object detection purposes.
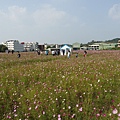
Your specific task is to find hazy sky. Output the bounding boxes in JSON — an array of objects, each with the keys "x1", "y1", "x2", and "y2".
[{"x1": 0, "y1": 0, "x2": 120, "y2": 44}]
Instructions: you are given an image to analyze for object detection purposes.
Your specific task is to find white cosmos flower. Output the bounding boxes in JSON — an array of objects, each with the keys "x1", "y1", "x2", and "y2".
[{"x1": 68, "y1": 106, "x2": 71, "y2": 109}]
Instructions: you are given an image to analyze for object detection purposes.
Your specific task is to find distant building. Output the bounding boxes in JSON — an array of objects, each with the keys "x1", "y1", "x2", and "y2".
[
  {"x1": 117, "y1": 40, "x2": 120, "y2": 47},
  {"x1": 47, "y1": 44, "x2": 60, "y2": 51},
  {"x1": 38, "y1": 45, "x2": 44, "y2": 51},
  {"x1": 89, "y1": 43, "x2": 117, "y2": 50},
  {"x1": 3, "y1": 40, "x2": 24, "y2": 52},
  {"x1": 24, "y1": 42, "x2": 39, "y2": 51},
  {"x1": 89, "y1": 44, "x2": 99, "y2": 50},
  {"x1": 43, "y1": 43, "x2": 60, "y2": 51},
  {"x1": 80, "y1": 46, "x2": 88, "y2": 50},
  {"x1": 72, "y1": 42, "x2": 80, "y2": 50}
]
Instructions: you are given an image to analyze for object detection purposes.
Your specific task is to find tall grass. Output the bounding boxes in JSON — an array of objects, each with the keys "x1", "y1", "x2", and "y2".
[{"x1": 0, "y1": 51, "x2": 120, "y2": 120}]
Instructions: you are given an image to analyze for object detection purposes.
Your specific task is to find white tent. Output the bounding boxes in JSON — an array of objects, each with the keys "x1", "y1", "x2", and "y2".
[{"x1": 60, "y1": 45, "x2": 72, "y2": 55}]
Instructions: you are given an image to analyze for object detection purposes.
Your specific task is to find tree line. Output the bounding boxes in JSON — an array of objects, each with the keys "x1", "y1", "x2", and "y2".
[{"x1": 81, "y1": 38, "x2": 120, "y2": 47}]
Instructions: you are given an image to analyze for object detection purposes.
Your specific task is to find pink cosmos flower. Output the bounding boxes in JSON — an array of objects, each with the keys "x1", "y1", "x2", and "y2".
[
  {"x1": 7, "y1": 115, "x2": 11, "y2": 119},
  {"x1": 71, "y1": 114, "x2": 75, "y2": 118},
  {"x1": 58, "y1": 114, "x2": 61, "y2": 118},
  {"x1": 113, "y1": 108, "x2": 118, "y2": 114},
  {"x1": 42, "y1": 111, "x2": 45, "y2": 115},
  {"x1": 58, "y1": 118, "x2": 61, "y2": 120},
  {"x1": 35, "y1": 106, "x2": 38, "y2": 110},
  {"x1": 102, "y1": 114, "x2": 106, "y2": 117},
  {"x1": 96, "y1": 113, "x2": 100, "y2": 117},
  {"x1": 79, "y1": 107, "x2": 82, "y2": 112},
  {"x1": 112, "y1": 100, "x2": 114, "y2": 103}
]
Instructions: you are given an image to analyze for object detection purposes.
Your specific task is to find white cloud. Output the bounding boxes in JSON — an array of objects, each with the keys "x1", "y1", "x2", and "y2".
[
  {"x1": 108, "y1": 3, "x2": 120, "y2": 20},
  {"x1": 0, "y1": 5, "x2": 78, "y2": 28},
  {"x1": 0, "y1": 4, "x2": 80, "y2": 43},
  {"x1": 32, "y1": 4, "x2": 67, "y2": 27},
  {"x1": 0, "y1": 5, "x2": 27, "y2": 27}
]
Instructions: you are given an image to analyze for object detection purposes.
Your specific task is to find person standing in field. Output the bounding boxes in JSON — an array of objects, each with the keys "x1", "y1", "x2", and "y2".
[
  {"x1": 17, "y1": 51, "x2": 21, "y2": 58},
  {"x1": 67, "y1": 50, "x2": 70, "y2": 58},
  {"x1": 45, "y1": 50, "x2": 49, "y2": 55},
  {"x1": 37, "y1": 51, "x2": 40, "y2": 55},
  {"x1": 12, "y1": 50, "x2": 14, "y2": 54},
  {"x1": 76, "y1": 52, "x2": 78, "y2": 58},
  {"x1": 52, "y1": 50, "x2": 55, "y2": 56},
  {"x1": 84, "y1": 50, "x2": 87, "y2": 57}
]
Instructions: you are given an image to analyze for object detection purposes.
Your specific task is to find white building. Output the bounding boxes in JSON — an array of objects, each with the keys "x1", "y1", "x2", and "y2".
[
  {"x1": 3, "y1": 40, "x2": 24, "y2": 52},
  {"x1": 89, "y1": 44, "x2": 99, "y2": 50},
  {"x1": 24, "y1": 42, "x2": 38, "y2": 51},
  {"x1": 117, "y1": 40, "x2": 120, "y2": 47}
]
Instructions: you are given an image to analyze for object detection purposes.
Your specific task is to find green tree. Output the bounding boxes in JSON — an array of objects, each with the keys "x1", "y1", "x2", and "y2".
[{"x1": 0, "y1": 44, "x2": 8, "y2": 52}]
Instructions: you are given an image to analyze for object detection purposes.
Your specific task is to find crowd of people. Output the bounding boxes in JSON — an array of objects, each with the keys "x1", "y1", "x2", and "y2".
[{"x1": 7, "y1": 49, "x2": 88, "y2": 59}]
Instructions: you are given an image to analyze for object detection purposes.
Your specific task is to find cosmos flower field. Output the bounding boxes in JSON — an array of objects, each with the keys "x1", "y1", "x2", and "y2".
[{"x1": 0, "y1": 50, "x2": 120, "y2": 120}]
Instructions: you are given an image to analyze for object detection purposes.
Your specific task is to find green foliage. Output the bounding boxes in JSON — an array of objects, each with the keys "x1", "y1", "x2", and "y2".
[
  {"x1": 105, "y1": 38, "x2": 120, "y2": 43},
  {"x1": 0, "y1": 44, "x2": 8, "y2": 52},
  {"x1": 83, "y1": 38, "x2": 120, "y2": 47},
  {"x1": 111, "y1": 47, "x2": 120, "y2": 50}
]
